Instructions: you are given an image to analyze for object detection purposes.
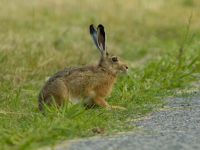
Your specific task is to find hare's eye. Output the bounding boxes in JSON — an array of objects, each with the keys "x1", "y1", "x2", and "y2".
[{"x1": 112, "y1": 57, "x2": 118, "y2": 62}]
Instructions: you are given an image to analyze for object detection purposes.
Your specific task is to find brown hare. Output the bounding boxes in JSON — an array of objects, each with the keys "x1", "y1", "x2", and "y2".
[{"x1": 38, "y1": 24, "x2": 128, "y2": 110}]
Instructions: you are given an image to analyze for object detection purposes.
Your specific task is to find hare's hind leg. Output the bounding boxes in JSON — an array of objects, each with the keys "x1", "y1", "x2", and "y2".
[
  {"x1": 44, "y1": 94, "x2": 67, "y2": 108},
  {"x1": 39, "y1": 93, "x2": 68, "y2": 110},
  {"x1": 39, "y1": 79, "x2": 69, "y2": 110}
]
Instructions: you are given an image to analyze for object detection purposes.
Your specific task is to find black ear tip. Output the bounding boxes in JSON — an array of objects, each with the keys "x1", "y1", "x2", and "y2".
[
  {"x1": 90, "y1": 24, "x2": 96, "y2": 34},
  {"x1": 89, "y1": 24, "x2": 94, "y2": 29},
  {"x1": 98, "y1": 24, "x2": 104, "y2": 29}
]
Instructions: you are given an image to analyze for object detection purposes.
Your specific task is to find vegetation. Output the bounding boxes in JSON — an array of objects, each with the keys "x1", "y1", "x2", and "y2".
[{"x1": 0, "y1": 0, "x2": 199, "y2": 149}]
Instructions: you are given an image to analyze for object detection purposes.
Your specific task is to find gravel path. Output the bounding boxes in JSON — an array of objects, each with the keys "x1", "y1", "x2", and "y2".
[{"x1": 52, "y1": 93, "x2": 200, "y2": 150}]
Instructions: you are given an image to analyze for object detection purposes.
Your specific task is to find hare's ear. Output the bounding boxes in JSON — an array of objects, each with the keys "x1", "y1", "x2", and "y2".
[
  {"x1": 97, "y1": 24, "x2": 106, "y2": 52},
  {"x1": 90, "y1": 24, "x2": 101, "y2": 51}
]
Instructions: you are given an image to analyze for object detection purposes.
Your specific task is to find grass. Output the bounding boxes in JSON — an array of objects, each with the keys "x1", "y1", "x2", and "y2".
[{"x1": 0, "y1": 0, "x2": 200, "y2": 149}]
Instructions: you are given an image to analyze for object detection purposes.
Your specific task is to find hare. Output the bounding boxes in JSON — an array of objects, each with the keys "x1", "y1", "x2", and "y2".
[{"x1": 38, "y1": 24, "x2": 128, "y2": 111}]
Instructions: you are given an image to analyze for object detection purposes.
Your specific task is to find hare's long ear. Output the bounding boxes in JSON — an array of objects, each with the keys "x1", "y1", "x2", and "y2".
[
  {"x1": 90, "y1": 24, "x2": 101, "y2": 51},
  {"x1": 97, "y1": 24, "x2": 106, "y2": 52}
]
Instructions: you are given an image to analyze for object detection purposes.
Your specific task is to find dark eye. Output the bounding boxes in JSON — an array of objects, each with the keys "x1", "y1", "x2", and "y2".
[{"x1": 112, "y1": 57, "x2": 118, "y2": 62}]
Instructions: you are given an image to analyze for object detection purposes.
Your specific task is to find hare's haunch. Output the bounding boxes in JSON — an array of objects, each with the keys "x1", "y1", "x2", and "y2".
[{"x1": 38, "y1": 24, "x2": 128, "y2": 110}]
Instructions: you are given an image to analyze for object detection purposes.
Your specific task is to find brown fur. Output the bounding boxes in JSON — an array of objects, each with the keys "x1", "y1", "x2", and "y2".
[{"x1": 38, "y1": 24, "x2": 128, "y2": 110}]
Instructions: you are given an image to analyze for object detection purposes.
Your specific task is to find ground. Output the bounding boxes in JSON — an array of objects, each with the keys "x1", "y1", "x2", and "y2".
[{"x1": 49, "y1": 91, "x2": 200, "y2": 150}]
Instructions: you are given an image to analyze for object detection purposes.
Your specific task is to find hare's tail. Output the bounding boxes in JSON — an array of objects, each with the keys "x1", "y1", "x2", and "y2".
[{"x1": 38, "y1": 93, "x2": 44, "y2": 111}]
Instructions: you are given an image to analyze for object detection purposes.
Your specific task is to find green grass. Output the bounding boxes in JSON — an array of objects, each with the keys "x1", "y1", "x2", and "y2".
[{"x1": 0, "y1": 0, "x2": 200, "y2": 149}]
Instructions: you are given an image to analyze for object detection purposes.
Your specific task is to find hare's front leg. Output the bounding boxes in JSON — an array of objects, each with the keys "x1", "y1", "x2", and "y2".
[
  {"x1": 85, "y1": 91, "x2": 125, "y2": 109},
  {"x1": 110, "y1": 106, "x2": 126, "y2": 110},
  {"x1": 84, "y1": 91, "x2": 108, "y2": 108},
  {"x1": 92, "y1": 95, "x2": 126, "y2": 109},
  {"x1": 92, "y1": 96, "x2": 109, "y2": 108}
]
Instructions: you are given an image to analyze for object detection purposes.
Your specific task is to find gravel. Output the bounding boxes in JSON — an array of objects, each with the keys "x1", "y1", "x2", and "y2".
[{"x1": 50, "y1": 93, "x2": 200, "y2": 150}]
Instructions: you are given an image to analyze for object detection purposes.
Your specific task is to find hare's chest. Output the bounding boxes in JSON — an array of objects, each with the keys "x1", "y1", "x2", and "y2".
[{"x1": 94, "y1": 76, "x2": 117, "y2": 97}]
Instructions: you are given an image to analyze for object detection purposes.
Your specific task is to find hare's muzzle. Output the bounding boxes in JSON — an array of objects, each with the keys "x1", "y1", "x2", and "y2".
[
  {"x1": 125, "y1": 66, "x2": 129, "y2": 72},
  {"x1": 119, "y1": 65, "x2": 128, "y2": 73}
]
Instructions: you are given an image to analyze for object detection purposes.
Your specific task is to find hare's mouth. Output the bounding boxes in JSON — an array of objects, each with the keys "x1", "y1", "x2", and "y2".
[
  {"x1": 124, "y1": 69, "x2": 128, "y2": 73},
  {"x1": 119, "y1": 69, "x2": 128, "y2": 74},
  {"x1": 125, "y1": 66, "x2": 128, "y2": 72},
  {"x1": 123, "y1": 66, "x2": 128, "y2": 73},
  {"x1": 117, "y1": 65, "x2": 128, "y2": 74}
]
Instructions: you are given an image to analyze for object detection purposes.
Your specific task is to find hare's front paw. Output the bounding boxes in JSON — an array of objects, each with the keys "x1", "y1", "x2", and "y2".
[{"x1": 106, "y1": 105, "x2": 126, "y2": 110}]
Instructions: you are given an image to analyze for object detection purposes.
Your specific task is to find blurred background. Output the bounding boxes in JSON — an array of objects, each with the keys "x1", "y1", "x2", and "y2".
[{"x1": 0, "y1": 0, "x2": 199, "y2": 95}]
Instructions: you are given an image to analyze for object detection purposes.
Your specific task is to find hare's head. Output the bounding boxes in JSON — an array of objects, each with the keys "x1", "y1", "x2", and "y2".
[{"x1": 90, "y1": 24, "x2": 128, "y2": 74}]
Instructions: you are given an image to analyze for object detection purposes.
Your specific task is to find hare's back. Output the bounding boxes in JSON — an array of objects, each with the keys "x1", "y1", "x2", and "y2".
[
  {"x1": 48, "y1": 65, "x2": 100, "y2": 82},
  {"x1": 45, "y1": 65, "x2": 99, "y2": 93},
  {"x1": 47, "y1": 66, "x2": 81, "y2": 83}
]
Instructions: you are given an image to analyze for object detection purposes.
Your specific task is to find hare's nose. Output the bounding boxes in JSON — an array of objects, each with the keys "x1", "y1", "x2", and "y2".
[{"x1": 126, "y1": 67, "x2": 128, "y2": 69}]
